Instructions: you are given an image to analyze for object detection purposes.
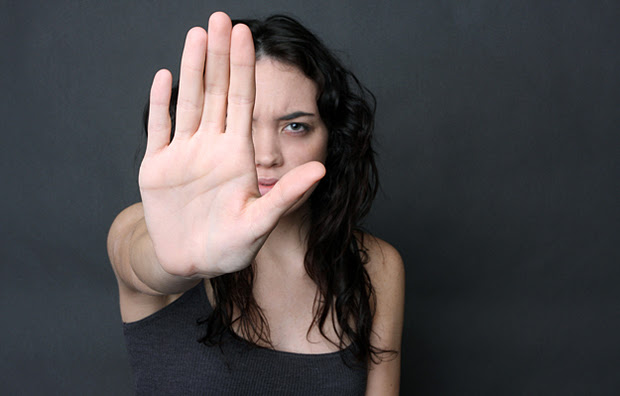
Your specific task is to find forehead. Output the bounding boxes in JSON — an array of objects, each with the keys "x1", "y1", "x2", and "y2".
[{"x1": 254, "y1": 58, "x2": 319, "y2": 117}]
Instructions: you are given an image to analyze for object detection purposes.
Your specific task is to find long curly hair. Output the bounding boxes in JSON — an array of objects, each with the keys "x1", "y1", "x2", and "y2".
[{"x1": 142, "y1": 15, "x2": 386, "y2": 365}]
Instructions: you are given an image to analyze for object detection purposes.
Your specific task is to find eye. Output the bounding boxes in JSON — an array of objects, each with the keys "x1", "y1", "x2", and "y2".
[{"x1": 283, "y1": 122, "x2": 310, "y2": 135}]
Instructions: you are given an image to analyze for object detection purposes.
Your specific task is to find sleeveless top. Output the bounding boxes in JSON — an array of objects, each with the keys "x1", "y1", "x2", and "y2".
[{"x1": 123, "y1": 281, "x2": 367, "y2": 395}]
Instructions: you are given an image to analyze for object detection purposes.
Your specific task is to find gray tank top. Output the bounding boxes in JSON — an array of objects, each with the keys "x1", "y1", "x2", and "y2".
[{"x1": 123, "y1": 281, "x2": 367, "y2": 395}]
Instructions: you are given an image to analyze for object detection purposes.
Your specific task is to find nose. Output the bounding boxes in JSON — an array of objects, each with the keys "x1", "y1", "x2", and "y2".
[{"x1": 253, "y1": 128, "x2": 283, "y2": 168}]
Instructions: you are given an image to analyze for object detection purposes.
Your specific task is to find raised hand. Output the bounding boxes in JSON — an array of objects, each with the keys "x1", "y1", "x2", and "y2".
[{"x1": 138, "y1": 13, "x2": 325, "y2": 279}]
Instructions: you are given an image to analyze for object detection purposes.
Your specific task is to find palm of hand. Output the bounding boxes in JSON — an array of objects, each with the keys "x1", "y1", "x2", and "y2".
[{"x1": 138, "y1": 13, "x2": 325, "y2": 278}]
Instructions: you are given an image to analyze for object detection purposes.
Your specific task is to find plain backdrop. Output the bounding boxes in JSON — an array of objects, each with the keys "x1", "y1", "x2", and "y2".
[{"x1": 2, "y1": 0, "x2": 619, "y2": 394}]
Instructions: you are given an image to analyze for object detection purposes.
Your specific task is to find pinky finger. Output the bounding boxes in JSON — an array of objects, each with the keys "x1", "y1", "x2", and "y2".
[{"x1": 146, "y1": 69, "x2": 173, "y2": 154}]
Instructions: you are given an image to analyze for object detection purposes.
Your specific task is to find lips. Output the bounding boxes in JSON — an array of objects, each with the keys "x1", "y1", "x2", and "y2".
[{"x1": 258, "y1": 177, "x2": 278, "y2": 196}]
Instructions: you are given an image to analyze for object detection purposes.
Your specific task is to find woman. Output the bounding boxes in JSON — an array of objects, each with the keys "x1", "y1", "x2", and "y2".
[{"x1": 108, "y1": 12, "x2": 404, "y2": 395}]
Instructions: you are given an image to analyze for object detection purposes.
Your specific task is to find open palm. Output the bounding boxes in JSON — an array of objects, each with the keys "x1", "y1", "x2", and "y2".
[{"x1": 139, "y1": 13, "x2": 325, "y2": 278}]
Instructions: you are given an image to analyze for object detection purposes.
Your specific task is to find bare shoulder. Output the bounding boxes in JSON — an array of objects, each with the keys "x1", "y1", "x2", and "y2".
[
  {"x1": 358, "y1": 233, "x2": 405, "y2": 326},
  {"x1": 359, "y1": 234, "x2": 405, "y2": 395},
  {"x1": 359, "y1": 233, "x2": 405, "y2": 290}
]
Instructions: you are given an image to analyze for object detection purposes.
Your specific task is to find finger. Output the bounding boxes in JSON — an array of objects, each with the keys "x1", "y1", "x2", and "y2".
[
  {"x1": 200, "y1": 12, "x2": 232, "y2": 132},
  {"x1": 225, "y1": 23, "x2": 255, "y2": 136},
  {"x1": 250, "y1": 161, "x2": 327, "y2": 233},
  {"x1": 146, "y1": 69, "x2": 173, "y2": 154},
  {"x1": 175, "y1": 27, "x2": 208, "y2": 139}
]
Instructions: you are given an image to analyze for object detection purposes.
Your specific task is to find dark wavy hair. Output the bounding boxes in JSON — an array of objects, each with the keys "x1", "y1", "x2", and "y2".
[{"x1": 142, "y1": 15, "x2": 387, "y2": 365}]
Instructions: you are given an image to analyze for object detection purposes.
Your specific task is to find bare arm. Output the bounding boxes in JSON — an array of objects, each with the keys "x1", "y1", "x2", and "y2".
[
  {"x1": 364, "y1": 237, "x2": 405, "y2": 396},
  {"x1": 107, "y1": 203, "x2": 200, "y2": 322}
]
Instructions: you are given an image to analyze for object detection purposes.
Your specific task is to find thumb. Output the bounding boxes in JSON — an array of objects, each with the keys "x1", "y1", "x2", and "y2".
[{"x1": 250, "y1": 161, "x2": 326, "y2": 232}]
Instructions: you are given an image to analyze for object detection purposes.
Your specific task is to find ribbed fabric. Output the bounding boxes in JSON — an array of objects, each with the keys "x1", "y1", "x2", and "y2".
[{"x1": 123, "y1": 282, "x2": 367, "y2": 395}]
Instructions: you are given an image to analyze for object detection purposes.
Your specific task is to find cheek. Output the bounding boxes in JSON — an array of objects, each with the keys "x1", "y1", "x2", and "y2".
[
  {"x1": 311, "y1": 131, "x2": 329, "y2": 163},
  {"x1": 286, "y1": 139, "x2": 328, "y2": 164},
  {"x1": 310, "y1": 143, "x2": 328, "y2": 163}
]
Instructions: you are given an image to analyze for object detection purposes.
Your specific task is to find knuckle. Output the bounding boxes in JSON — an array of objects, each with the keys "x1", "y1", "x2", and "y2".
[
  {"x1": 227, "y1": 93, "x2": 254, "y2": 106},
  {"x1": 176, "y1": 97, "x2": 202, "y2": 111},
  {"x1": 181, "y1": 62, "x2": 205, "y2": 74},
  {"x1": 205, "y1": 83, "x2": 228, "y2": 96}
]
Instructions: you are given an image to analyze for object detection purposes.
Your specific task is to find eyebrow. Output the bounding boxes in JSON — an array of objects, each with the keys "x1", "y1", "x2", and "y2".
[{"x1": 276, "y1": 111, "x2": 315, "y2": 121}]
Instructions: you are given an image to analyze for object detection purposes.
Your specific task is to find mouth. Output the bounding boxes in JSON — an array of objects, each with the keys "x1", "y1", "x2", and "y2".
[{"x1": 258, "y1": 178, "x2": 278, "y2": 196}]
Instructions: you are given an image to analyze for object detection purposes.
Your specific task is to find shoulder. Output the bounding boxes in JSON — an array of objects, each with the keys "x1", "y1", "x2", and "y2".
[
  {"x1": 359, "y1": 233, "x2": 404, "y2": 294},
  {"x1": 358, "y1": 233, "x2": 405, "y2": 332},
  {"x1": 359, "y1": 234, "x2": 404, "y2": 394}
]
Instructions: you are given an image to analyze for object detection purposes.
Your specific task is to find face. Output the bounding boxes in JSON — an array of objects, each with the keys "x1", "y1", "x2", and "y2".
[{"x1": 252, "y1": 58, "x2": 328, "y2": 205}]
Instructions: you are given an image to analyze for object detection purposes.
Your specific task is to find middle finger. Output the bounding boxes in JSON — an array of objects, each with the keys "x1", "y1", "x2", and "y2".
[{"x1": 200, "y1": 12, "x2": 232, "y2": 132}]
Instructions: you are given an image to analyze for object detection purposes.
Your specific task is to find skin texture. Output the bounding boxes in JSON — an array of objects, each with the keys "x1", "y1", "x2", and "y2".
[
  {"x1": 252, "y1": 58, "x2": 328, "y2": 211},
  {"x1": 107, "y1": 12, "x2": 404, "y2": 395}
]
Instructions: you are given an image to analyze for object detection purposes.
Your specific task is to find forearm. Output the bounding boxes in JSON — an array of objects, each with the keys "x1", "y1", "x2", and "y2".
[{"x1": 128, "y1": 218, "x2": 202, "y2": 295}]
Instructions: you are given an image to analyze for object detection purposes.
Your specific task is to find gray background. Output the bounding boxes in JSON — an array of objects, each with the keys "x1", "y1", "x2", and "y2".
[{"x1": 2, "y1": 0, "x2": 619, "y2": 394}]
